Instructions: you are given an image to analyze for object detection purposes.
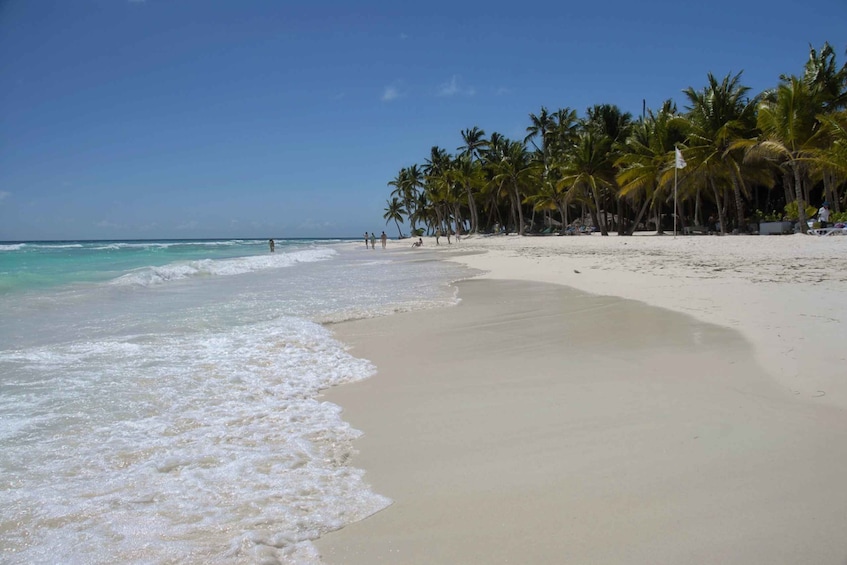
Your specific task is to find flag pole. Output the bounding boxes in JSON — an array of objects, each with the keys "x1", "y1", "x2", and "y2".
[
  {"x1": 673, "y1": 147, "x2": 686, "y2": 238},
  {"x1": 674, "y1": 165, "x2": 678, "y2": 238}
]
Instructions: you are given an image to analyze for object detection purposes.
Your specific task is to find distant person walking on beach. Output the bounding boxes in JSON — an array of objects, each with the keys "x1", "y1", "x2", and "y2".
[
  {"x1": 435, "y1": 228, "x2": 441, "y2": 245},
  {"x1": 819, "y1": 202, "x2": 831, "y2": 228},
  {"x1": 380, "y1": 231, "x2": 387, "y2": 249},
  {"x1": 364, "y1": 232, "x2": 369, "y2": 249},
  {"x1": 268, "y1": 239, "x2": 275, "y2": 253},
  {"x1": 370, "y1": 233, "x2": 376, "y2": 249}
]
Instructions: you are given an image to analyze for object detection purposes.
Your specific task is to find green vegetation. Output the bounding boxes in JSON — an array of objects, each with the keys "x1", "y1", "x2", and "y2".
[{"x1": 386, "y1": 43, "x2": 847, "y2": 236}]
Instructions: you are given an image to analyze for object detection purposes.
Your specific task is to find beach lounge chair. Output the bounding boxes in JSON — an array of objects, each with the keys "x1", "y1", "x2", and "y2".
[{"x1": 808, "y1": 225, "x2": 847, "y2": 236}]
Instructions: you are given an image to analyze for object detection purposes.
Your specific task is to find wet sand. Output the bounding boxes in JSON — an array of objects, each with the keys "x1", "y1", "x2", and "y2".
[{"x1": 317, "y1": 276, "x2": 847, "y2": 564}]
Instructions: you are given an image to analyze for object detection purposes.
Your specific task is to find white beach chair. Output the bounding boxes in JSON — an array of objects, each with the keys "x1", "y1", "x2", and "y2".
[{"x1": 808, "y1": 226, "x2": 847, "y2": 236}]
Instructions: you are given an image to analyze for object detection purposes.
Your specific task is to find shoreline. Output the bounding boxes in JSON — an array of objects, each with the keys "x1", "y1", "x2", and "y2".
[
  {"x1": 316, "y1": 234, "x2": 847, "y2": 563},
  {"x1": 441, "y1": 233, "x2": 847, "y2": 408}
]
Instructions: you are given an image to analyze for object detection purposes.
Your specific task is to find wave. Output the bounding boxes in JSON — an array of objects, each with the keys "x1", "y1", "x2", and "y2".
[
  {"x1": 109, "y1": 247, "x2": 338, "y2": 287},
  {"x1": 0, "y1": 244, "x2": 26, "y2": 252},
  {"x1": 32, "y1": 243, "x2": 85, "y2": 249},
  {"x1": 92, "y1": 240, "x2": 253, "y2": 250}
]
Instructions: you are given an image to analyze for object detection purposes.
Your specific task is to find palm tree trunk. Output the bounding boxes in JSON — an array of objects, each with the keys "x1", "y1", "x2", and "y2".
[
  {"x1": 655, "y1": 203, "x2": 664, "y2": 235},
  {"x1": 694, "y1": 189, "x2": 702, "y2": 226},
  {"x1": 590, "y1": 186, "x2": 608, "y2": 236},
  {"x1": 465, "y1": 188, "x2": 478, "y2": 233},
  {"x1": 615, "y1": 198, "x2": 626, "y2": 235},
  {"x1": 556, "y1": 204, "x2": 567, "y2": 234},
  {"x1": 730, "y1": 177, "x2": 745, "y2": 233},
  {"x1": 783, "y1": 170, "x2": 792, "y2": 207},
  {"x1": 824, "y1": 171, "x2": 839, "y2": 213},
  {"x1": 793, "y1": 163, "x2": 808, "y2": 234},
  {"x1": 627, "y1": 198, "x2": 651, "y2": 236},
  {"x1": 710, "y1": 177, "x2": 727, "y2": 235},
  {"x1": 513, "y1": 182, "x2": 525, "y2": 235}
]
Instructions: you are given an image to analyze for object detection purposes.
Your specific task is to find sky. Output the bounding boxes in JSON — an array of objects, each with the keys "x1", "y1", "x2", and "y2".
[{"x1": 1, "y1": 0, "x2": 845, "y2": 240}]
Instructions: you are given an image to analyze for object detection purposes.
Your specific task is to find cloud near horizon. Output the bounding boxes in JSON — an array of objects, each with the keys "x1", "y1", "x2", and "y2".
[
  {"x1": 437, "y1": 75, "x2": 475, "y2": 97},
  {"x1": 297, "y1": 219, "x2": 335, "y2": 231},
  {"x1": 96, "y1": 220, "x2": 123, "y2": 229},
  {"x1": 175, "y1": 220, "x2": 199, "y2": 231}
]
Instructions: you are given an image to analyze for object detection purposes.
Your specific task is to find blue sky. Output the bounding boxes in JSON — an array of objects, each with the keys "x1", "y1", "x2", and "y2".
[{"x1": 1, "y1": 0, "x2": 844, "y2": 240}]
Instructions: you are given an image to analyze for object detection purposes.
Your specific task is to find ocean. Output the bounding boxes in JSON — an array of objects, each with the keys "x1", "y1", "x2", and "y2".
[{"x1": 0, "y1": 238, "x2": 470, "y2": 564}]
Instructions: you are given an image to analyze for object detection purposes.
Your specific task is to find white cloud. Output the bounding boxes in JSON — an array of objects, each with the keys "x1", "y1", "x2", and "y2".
[
  {"x1": 0, "y1": 191, "x2": 10, "y2": 203},
  {"x1": 381, "y1": 85, "x2": 400, "y2": 102},
  {"x1": 495, "y1": 86, "x2": 512, "y2": 96},
  {"x1": 399, "y1": 33, "x2": 409, "y2": 40},
  {"x1": 437, "y1": 75, "x2": 475, "y2": 97}
]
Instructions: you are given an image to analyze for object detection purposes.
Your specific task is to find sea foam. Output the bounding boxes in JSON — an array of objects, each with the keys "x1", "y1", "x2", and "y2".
[{"x1": 109, "y1": 247, "x2": 337, "y2": 287}]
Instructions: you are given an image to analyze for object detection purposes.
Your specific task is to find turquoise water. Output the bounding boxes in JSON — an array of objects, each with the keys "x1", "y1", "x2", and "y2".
[
  {"x1": 0, "y1": 239, "x2": 319, "y2": 293},
  {"x1": 0, "y1": 238, "x2": 471, "y2": 563}
]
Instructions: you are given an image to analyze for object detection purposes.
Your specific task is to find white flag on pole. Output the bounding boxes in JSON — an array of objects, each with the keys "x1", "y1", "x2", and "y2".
[{"x1": 675, "y1": 147, "x2": 687, "y2": 169}]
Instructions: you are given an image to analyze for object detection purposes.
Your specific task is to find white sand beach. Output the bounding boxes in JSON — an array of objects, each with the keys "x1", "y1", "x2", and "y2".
[{"x1": 316, "y1": 233, "x2": 847, "y2": 564}]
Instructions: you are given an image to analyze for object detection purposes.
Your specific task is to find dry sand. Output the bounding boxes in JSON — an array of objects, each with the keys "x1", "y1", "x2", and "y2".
[{"x1": 316, "y1": 233, "x2": 847, "y2": 564}]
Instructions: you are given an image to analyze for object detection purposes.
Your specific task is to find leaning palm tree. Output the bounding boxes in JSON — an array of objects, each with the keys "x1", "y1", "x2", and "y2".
[{"x1": 383, "y1": 197, "x2": 407, "y2": 238}]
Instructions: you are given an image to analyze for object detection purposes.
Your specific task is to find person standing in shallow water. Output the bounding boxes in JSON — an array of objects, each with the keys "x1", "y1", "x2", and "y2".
[
  {"x1": 370, "y1": 233, "x2": 376, "y2": 249},
  {"x1": 380, "y1": 231, "x2": 387, "y2": 249},
  {"x1": 364, "y1": 232, "x2": 369, "y2": 249},
  {"x1": 269, "y1": 239, "x2": 275, "y2": 252}
]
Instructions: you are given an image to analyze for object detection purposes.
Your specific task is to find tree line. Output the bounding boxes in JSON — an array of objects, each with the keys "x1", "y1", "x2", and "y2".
[{"x1": 383, "y1": 42, "x2": 847, "y2": 237}]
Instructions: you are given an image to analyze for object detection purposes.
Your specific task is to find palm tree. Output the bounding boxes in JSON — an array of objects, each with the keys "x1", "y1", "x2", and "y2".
[
  {"x1": 388, "y1": 164, "x2": 425, "y2": 234},
  {"x1": 383, "y1": 197, "x2": 407, "y2": 238},
  {"x1": 682, "y1": 72, "x2": 759, "y2": 233},
  {"x1": 745, "y1": 76, "x2": 830, "y2": 233},
  {"x1": 556, "y1": 131, "x2": 614, "y2": 235},
  {"x1": 423, "y1": 146, "x2": 455, "y2": 235},
  {"x1": 492, "y1": 139, "x2": 534, "y2": 235},
  {"x1": 617, "y1": 101, "x2": 687, "y2": 234},
  {"x1": 581, "y1": 104, "x2": 633, "y2": 233},
  {"x1": 457, "y1": 127, "x2": 488, "y2": 233},
  {"x1": 818, "y1": 110, "x2": 847, "y2": 208},
  {"x1": 801, "y1": 42, "x2": 847, "y2": 211}
]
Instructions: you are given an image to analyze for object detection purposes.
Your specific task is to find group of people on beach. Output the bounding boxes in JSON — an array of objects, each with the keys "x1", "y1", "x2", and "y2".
[{"x1": 364, "y1": 232, "x2": 388, "y2": 249}]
